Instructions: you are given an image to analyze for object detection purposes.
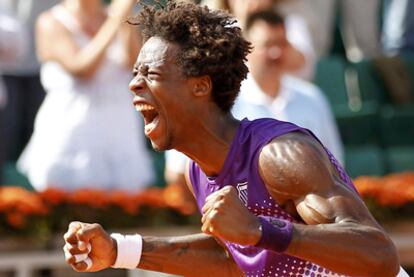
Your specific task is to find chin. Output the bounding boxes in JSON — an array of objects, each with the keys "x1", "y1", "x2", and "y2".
[
  {"x1": 150, "y1": 141, "x2": 165, "y2": 152},
  {"x1": 149, "y1": 136, "x2": 173, "y2": 152}
]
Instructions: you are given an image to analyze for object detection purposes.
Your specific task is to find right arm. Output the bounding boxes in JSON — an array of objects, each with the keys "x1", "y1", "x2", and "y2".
[
  {"x1": 36, "y1": 0, "x2": 135, "y2": 79},
  {"x1": 63, "y1": 222, "x2": 242, "y2": 277},
  {"x1": 139, "y1": 233, "x2": 242, "y2": 276},
  {"x1": 64, "y1": 160, "x2": 242, "y2": 276}
]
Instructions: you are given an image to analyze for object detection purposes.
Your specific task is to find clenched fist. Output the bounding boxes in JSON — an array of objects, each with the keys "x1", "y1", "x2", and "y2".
[
  {"x1": 201, "y1": 186, "x2": 261, "y2": 245},
  {"x1": 63, "y1": 221, "x2": 116, "y2": 272}
]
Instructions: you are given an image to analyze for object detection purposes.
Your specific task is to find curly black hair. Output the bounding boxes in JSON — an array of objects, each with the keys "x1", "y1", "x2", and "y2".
[{"x1": 131, "y1": 1, "x2": 252, "y2": 112}]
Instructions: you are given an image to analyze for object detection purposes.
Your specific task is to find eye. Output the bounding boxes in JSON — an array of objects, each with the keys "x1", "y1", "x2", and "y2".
[{"x1": 147, "y1": 71, "x2": 161, "y2": 80}]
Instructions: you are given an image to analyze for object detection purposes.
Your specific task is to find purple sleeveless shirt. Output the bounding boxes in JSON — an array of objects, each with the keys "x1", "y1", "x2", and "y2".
[{"x1": 189, "y1": 118, "x2": 356, "y2": 277}]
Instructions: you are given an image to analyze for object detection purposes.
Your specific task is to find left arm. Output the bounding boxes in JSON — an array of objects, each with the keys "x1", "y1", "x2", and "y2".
[
  {"x1": 201, "y1": 132, "x2": 399, "y2": 277},
  {"x1": 259, "y1": 133, "x2": 398, "y2": 276}
]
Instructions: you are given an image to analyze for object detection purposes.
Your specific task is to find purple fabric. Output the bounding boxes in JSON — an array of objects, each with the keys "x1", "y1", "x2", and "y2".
[
  {"x1": 189, "y1": 118, "x2": 353, "y2": 277},
  {"x1": 256, "y1": 216, "x2": 293, "y2": 253}
]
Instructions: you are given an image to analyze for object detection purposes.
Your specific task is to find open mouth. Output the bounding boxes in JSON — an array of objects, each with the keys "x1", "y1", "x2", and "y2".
[{"x1": 134, "y1": 103, "x2": 160, "y2": 136}]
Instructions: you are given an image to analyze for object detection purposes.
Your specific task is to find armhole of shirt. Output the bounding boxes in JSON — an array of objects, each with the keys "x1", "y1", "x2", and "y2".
[{"x1": 184, "y1": 159, "x2": 196, "y2": 197}]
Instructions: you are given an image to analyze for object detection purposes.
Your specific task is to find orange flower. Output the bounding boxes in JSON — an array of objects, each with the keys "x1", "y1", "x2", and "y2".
[
  {"x1": 354, "y1": 172, "x2": 414, "y2": 206},
  {"x1": 39, "y1": 187, "x2": 67, "y2": 206},
  {"x1": 354, "y1": 176, "x2": 383, "y2": 198},
  {"x1": 108, "y1": 190, "x2": 140, "y2": 214},
  {"x1": 67, "y1": 189, "x2": 109, "y2": 209},
  {"x1": 133, "y1": 188, "x2": 166, "y2": 209},
  {"x1": 6, "y1": 211, "x2": 26, "y2": 229},
  {"x1": 0, "y1": 187, "x2": 48, "y2": 215}
]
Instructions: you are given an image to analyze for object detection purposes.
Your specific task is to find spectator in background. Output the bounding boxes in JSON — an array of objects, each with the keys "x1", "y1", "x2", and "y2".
[
  {"x1": 382, "y1": 0, "x2": 414, "y2": 55},
  {"x1": 281, "y1": 0, "x2": 381, "y2": 62},
  {"x1": 233, "y1": 10, "x2": 344, "y2": 163},
  {"x1": 0, "y1": 0, "x2": 59, "y2": 165},
  {"x1": 0, "y1": 10, "x2": 26, "y2": 183},
  {"x1": 165, "y1": 9, "x2": 343, "y2": 194},
  {"x1": 201, "y1": 0, "x2": 316, "y2": 80},
  {"x1": 17, "y1": 0, "x2": 154, "y2": 192}
]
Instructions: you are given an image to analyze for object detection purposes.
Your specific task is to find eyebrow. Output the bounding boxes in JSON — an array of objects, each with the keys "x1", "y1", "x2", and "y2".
[{"x1": 134, "y1": 58, "x2": 168, "y2": 70}]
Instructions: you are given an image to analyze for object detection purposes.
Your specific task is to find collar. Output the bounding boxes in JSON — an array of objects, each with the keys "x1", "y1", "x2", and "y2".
[{"x1": 239, "y1": 74, "x2": 293, "y2": 108}]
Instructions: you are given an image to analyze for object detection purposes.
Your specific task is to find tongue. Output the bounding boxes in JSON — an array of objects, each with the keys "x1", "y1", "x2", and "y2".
[{"x1": 144, "y1": 115, "x2": 159, "y2": 135}]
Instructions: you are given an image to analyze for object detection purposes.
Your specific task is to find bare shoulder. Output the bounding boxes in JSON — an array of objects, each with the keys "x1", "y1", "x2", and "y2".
[
  {"x1": 35, "y1": 8, "x2": 73, "y2": 61},
  {"x1": 258, "y1": 132, "x2": 335, "y2": 202},
  {"x1": 36, "y1": 10, "x2": 62, "y2": 36}
]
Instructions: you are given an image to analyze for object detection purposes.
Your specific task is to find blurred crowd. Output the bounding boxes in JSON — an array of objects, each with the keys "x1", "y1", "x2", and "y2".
[{"x1": 0, "y1": 0, "x2": 413, "y2": 194}]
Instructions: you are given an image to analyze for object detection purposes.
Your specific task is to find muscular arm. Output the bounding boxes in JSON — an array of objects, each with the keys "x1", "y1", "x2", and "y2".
[
  {"x1": 64, "y1": 226, "x2": 242, "y2": 276},
  {"x1": 138, "y1": 233, "x2": 242, "y2": 277},
  {"x1": 258, "y1": 132, "x2": 399, "y2": 277}
]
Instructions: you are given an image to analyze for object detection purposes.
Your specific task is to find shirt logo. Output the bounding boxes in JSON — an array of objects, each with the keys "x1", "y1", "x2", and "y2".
[{"x1": 236, "y1": 181, "x2": 248, "y2": 206}]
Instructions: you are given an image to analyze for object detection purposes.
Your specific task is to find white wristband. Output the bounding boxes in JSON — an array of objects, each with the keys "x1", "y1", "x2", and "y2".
[{"x1": 110, "y1": 233, "x2": 143, "y2": 269}]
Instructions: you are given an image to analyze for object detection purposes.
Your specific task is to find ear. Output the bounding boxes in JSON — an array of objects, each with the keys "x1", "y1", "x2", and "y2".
[{"x1": 192, "y1": 75, "x2": 212, "y2": 97}]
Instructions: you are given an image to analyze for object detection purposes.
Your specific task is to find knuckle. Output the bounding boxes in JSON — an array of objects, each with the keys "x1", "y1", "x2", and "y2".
[
  {"x1": 208, "y1": 212, "x2": 218, "y2": 223},
  {"x1": 69, "y1": 221, "x2": 80, "y2": 228},
  {"x1": 213, "y1": 201, "x2": 223, "y2": 210},
  {"x1": 206, "y1": 193, "x2": 218, "y2": 202},
  {"x1": 63, "y1": 233, "x2": 70, "y2": 241},
  {"x1": 77, "y1": 222, "x2": 102, "y2": 240},
  {"x1": 91, "y1": 223, "x2": 103, "y2": 234},
  {"x1": 64, "y1": 243, "x2": 73, "y2": 251},
  {"x1": 91, "y1": 223, "x2": 101, "y2": 229},
  {"x1": 201, "y1": 225, "x2": 208, "y2": 234},
  {"x1": 73, "y1": 262, "x2": 86, "y2": 272},
  {"x1": 63, "y1": 231, "x2": 74, "y2": 241},
  {"x1": 209, "y1": 208, "x2": 217, "y2": 217},
  {"x1": 224, "y1": 186, "x2": 234, "y2": 193},
  {"x1": 76, "y1": 229, "x2": 85, "y2": 240},
  {"x1": 201, "y1": 217, "x2": 208, "y2": 226},
  {"x1": 221, "y1": 186, "x2": 230, "y2": 192},
  {"x1": 65, "y1": 255, "x2": 74, "y2": 264},
  {"x1": 68, "y1": 245, "x2": 77, "y2": 254}
]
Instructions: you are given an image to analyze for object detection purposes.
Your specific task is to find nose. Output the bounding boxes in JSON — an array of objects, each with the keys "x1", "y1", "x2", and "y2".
[
  {"x1": 267, "y1": 46, "x2": 282, "y2": 60},
  {"x1": 129, "y1": 76, "x2": 146, "y2": 95}
]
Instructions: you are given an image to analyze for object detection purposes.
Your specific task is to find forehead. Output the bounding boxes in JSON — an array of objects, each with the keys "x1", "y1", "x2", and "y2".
[
  {"x1": 137, "y1": 37, "x2": 179, "y2": 68},
  {"x1": 247, "y1": 21, "x2": 285, "y2": 42}
]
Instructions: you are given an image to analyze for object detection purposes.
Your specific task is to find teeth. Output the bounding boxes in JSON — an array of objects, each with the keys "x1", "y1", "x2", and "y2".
[{"x1": 135, "y1": 103, "x2": 155, "y2": 112}]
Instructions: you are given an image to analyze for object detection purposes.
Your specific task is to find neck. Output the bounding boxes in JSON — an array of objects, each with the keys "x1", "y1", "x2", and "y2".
[
  {"x1": 175, "y1": 108, "x2": 240, "y2": 177},
  {"x1": 249, "y1": 66, "x2": 281, "y2": 99}
]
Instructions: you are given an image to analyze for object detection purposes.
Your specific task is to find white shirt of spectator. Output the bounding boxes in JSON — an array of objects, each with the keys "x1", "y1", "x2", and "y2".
[{"x1": 232, "y1": 74, "x2": 344, "y2": 164}]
